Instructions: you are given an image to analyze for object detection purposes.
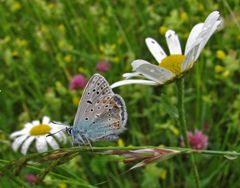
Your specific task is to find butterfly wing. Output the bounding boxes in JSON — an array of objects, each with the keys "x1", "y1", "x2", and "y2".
[
  {"x1": 73, "y1": 74, "x2": 114, "y2": 132},
  {"x1": 85, "y1": 94, "x2": 127, "y2": 141}
]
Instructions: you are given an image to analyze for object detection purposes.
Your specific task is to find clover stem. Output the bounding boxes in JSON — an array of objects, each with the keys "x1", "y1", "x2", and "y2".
[{"x1": 176, "y1": 78, "x2": 200, "y2": 188}]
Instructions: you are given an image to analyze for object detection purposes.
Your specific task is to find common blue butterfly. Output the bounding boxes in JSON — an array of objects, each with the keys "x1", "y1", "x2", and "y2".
[{"x1": 66, "y1": 73, "x2": 127, "y2": 145}]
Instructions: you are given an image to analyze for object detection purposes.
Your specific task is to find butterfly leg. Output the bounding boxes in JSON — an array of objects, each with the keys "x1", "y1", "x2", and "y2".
[
  {"x1": 76, "y1": 134, "x2": 86, "y2": 145},
  {"x1": 87, "y1": 139, "x2": 93, "y2": 151}
]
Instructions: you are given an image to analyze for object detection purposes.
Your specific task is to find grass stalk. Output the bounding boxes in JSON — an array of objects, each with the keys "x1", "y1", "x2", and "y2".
[{"x1": 176, "y1": 78, "x2": 200, "y2": 188}]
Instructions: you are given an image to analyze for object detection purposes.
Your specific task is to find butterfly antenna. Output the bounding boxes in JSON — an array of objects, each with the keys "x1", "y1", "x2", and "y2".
[{"x1": 46, "y1": 128, "x2": 66, "y2": 137}]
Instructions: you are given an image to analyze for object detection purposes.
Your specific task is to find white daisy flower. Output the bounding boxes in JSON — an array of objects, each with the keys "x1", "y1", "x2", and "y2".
[
  {"x1": 111, "y1": 11, "x2": 223, "y2": 88},
  {"x1": 10, "y1": 116, "x2": 68, "y2": 155}
]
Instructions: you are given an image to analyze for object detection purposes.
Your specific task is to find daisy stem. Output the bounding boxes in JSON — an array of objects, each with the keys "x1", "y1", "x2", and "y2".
[{"x1": 176, "y1": 78, "x2": 200, "y2": 188}]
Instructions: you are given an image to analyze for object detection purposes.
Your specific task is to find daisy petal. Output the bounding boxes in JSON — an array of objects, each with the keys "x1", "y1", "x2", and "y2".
[
  {"x1": 21, "y1": 136, "x2": 35, "y2": 155},
  {"x1": 145, "y1": 37, "x2": 167, "y2": 63},
  {"x1": 42, "y1": 116, "x2": 50, "y2": 124},
  {"x1": 12, "y1": 135, "x2": 29, "y2": 152},
  {"x1": 32, "y1": 120, "x2": 40, "y2": 126},
  {"x1": 54, "y1": 131, "x2": 67, "y2": 144},
  {"x1": 10, "y1": 130, "x2": 27, "y2": 139},
  {"x1": 46, "y1": 136, "x2": 59, "y2": 150},
  {"x1": 195, "y1": 20, "x2": 222, "y2": 60},
  {"x1": 185, "y1": 23, "x2": 203, "y2": 55},
  {"x1": 122, "y1": 72, "x2": 142, "y2": 79},
  {"x1": 24, "y1": 123, "x2": 33, "y2": 128},
  {"x1": 131, "y1": 59, "x2": 175, "y2": 84},
  {"x1": 35, "y1": 136, "x2": 48, "y2": 153},
  {"x1": 50, "y1": 123, "x2": 68, "y2": 131},
  {"x1": 165, "y1": 30, "x2": 182, "y2": 55},
  {"x1": 131, "y1": 59, "x2": 151, "y2": 70},
  {"x1": 111, "y1": 79, "x2": 158, "y2": 88},
  {"x1": 182, "y1": 43, "x2": 200, "y2": 71}
]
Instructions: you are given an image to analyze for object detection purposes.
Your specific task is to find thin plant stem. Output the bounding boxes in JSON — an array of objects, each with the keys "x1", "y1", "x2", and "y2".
[{"x1": 176, "y1": 78, "x2": 200, "y2": 188}]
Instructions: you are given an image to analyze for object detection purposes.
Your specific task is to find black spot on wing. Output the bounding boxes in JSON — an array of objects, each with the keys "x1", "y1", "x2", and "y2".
[{"x1": 87, "y1": 100, "x2": 92, "y2": 104}]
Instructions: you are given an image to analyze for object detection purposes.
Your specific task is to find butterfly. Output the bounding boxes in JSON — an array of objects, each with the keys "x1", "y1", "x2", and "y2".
[{"x1": 66, "y1": 73, "x2": 127, "y2": 146}]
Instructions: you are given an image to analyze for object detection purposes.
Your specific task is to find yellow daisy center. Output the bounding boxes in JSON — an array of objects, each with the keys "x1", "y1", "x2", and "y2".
[
  {"x1": 159, "y1": 55, "x2": 185, "y2": 76},
  {"x1": 30, "y1": 124, "x2": 52, "y2": 136}
]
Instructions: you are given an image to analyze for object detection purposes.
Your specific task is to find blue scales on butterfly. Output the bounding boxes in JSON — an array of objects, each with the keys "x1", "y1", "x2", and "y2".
[{"x1": 66, "y1": 73, "x2": 127, "y2": 145}]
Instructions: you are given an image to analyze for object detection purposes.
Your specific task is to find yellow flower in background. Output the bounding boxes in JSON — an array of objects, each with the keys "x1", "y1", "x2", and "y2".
[
  {"x1": 58, "y1": 39, "x2": 73, "y2": 51},
  {"x1": 58, "y1": 40, "x2": 66, "y2": 49},
  {"x1": 222, "y1": 70, "x2": 230, "y2": 78},
  {"x1": 118, "y1": 138, "x2": 125, "y2": 147},
  {"x1": 64, "y1": 55, "x2": 72, "y2": 63},
  {"x1": 47, "y1": 3, "x2": 55, "y2": 10},
  {"x1": 160, "y1": 168, "x2": 167, "y2": 180},
  {"x1": 112, "y1": 56, "x2": 120, "y2": 63},
  {"x1": 24, "y1": 49, "x2": 31, "y2": 57},
  {"x1": 10, "y1": 1, "x2": 21, "y2": 12},
  {"x1": 58, "y1": 183, "x2": 67, "y2": 188},
  {"x1": 118, "y1": 36, "x2": 124, "y2": 44},
  {"x1": 111, "y1": 44, "x2": 116, "y2": 50},
  {"x1": 180, "y1": 11, "x2": 188, "y2": 22},
  {"x1": 214, "y1": 65, "x2": 224, "y2": 73},
  {"x1": 78, "y1": 67, "x2": 86, "y2": 74},
  {"x1": 99, "y1": 45, "x2": 104, "y2": 53},
  {"x1": 0, "y1": 131, "x2": 6, "y2": 140},
  {"x1": 171, "y1": 127, "x2": 179, "y2": 136},
  {"x1": 216, "y1": 50, "x2": 226, "y2": 60},
  {"x1": 16, "y1": 38, "x2": 28, "y2": 47},
  {"x1": 197, "y1": 4, "x2": 205, "y2": 12},
  {"x1": 72, "y1": 96, "x2": 80, "y2": 106},
  {"x1": 12, "y1": 50, "x2": 19, "y2": 57},
  {"x1": 40, "y1": 25, "x2": 47, "y2": 33},
  {"x1": 58, "y1": 24, "x2": 66, "y2": 33},
  {"x1": 159, "y1": 26, "x2": 168, "y2": 35}
]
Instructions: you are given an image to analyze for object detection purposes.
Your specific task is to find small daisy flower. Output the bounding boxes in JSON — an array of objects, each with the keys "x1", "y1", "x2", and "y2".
[
  {"x1": 10, "y1": 116, "x2": 68, "y2": 155},
  {"x1": 70, "y1": 74, "x2": 87, "y2": 90},
  {"x1": 111, "y1": 11, "x2": 223, "y2": 88}
]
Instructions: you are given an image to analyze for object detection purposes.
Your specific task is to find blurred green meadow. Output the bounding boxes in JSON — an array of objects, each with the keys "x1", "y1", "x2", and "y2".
[{"x1": 0, "y1": 0, "x2": 240, "y2": 187}]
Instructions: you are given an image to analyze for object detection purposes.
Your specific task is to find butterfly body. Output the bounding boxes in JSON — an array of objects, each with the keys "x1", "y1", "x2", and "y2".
[{"x1": 67, "y1": 74, "x2": 127, "y2": 145}]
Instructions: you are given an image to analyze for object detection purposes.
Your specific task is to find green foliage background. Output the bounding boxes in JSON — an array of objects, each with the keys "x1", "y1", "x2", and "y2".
[{"x1": 0, "y1": 0, "x2": 240, "y2": 187}]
